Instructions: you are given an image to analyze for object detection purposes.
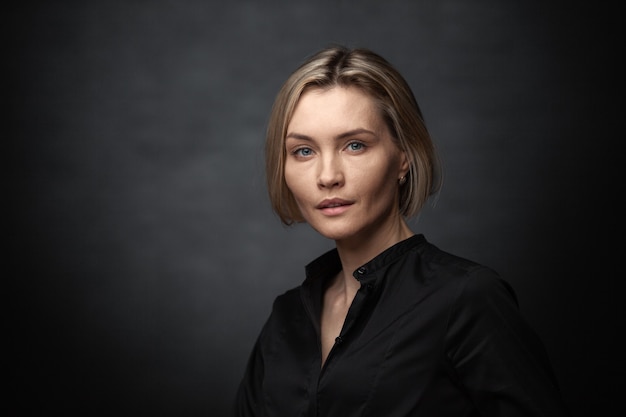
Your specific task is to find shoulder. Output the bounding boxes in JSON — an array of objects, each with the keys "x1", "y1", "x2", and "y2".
[
  {"x1": 418, "y1": 240, "x2": 496, "y2": 279},
  {"x1": 271, "y1": 285, "x2": 302, "y2": 314},
  {"x1": 410, "y1": 239, "x2": 520, "y2": 314},
  {"x1": 255, "y1": 285, "x2": 307, "y2": 342},
  {"x1": 430, "y1": 249, "x2": 524, "y2": 341},
  {"x1": 418, "y1": 241, "x2": 509, "y2": 289}
]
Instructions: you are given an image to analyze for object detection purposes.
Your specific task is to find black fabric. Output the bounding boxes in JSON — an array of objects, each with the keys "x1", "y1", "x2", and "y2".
[{"x1": 235, "y1": 234, "x2": 570, "y2": 416}]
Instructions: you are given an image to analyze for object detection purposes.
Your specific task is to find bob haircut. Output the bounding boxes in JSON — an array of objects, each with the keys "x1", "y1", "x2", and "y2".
[{"x1": 265, "y1": 45, "x2": 441, "y2": 225}]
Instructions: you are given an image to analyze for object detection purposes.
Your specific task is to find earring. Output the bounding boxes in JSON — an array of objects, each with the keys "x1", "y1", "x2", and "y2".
[{"x1": 398, "y1": 176, "x2": 407, "y2": 185}]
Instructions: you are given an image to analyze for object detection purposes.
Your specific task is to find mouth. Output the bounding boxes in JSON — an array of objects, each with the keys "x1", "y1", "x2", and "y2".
[{"x1": 316, "y1": 198, "x2": 354, "y2": 215}]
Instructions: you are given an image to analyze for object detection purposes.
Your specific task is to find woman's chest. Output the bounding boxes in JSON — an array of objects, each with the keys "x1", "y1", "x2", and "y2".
[{"x1": 261, "y1": 297, "x2": 465, "y2": 416}]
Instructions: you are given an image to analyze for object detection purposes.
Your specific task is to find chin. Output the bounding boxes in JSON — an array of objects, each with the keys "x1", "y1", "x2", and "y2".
[
  {"x1": 303, "y1": 211, "x2": 371, "y2": 241},
  {"x1": 309, "y1": 222, "x2": 360, "y2": 242}
]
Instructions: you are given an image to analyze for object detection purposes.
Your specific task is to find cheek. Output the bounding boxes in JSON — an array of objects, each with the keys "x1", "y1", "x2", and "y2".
[
  {"x1": 356, "y1": 156, "x2": 399, "y2": 193},
  {"x1": 358, "y1": 174, "x2": 395, "y2": 202},
  {"x1": 284, "y1": 164, "x2": 308, "y2": 201}
]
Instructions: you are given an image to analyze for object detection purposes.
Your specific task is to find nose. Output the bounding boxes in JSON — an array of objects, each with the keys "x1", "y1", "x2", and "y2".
[{"x1": 317, "y1": 154, "x2": 344, "y2": 189}]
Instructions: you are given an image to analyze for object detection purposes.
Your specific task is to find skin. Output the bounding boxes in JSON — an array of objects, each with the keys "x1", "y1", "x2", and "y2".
[{"x1": 284, "y1": 85, "x2": 413, "y2": 365}]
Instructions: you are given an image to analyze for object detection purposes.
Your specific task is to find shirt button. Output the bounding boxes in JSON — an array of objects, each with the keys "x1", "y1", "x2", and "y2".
[
  {"x1": 335, "y1": 336, "x2": 343, "y2": 344},
  {"x1": 357, "y1": 267, "x2": 367, "y2": 275}
]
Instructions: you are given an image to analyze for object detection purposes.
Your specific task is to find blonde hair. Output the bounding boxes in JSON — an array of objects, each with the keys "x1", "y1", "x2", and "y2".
[{"x1": 266, "y1": 45, "x2": 441, "y2": 225}]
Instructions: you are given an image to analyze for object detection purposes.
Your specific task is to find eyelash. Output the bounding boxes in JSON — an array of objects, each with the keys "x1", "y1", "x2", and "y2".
[
  {"x1": 347, "y1": 141, "x2": 365, "y2": 151},
  {"x1": 290, "y1": 141, "x2": 366, "y2": 157},
  {"x1": 292, "y1": 147, "x2": 313, "y2": 157}
]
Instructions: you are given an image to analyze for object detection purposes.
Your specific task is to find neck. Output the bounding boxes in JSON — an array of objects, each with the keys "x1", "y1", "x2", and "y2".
[{"x1": 333, "y1": 218, "x2": 414, "y2": 290}]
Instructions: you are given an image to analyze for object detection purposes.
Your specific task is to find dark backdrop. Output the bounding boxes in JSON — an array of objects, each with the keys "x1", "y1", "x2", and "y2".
[{"x1": 8, "y1": 1, "x2": 621, "y2": 416}]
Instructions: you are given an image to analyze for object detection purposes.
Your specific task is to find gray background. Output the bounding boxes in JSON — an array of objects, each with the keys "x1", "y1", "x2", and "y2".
[{"x1": 9, "y1": 0, "x2": 621, "y2": 416}]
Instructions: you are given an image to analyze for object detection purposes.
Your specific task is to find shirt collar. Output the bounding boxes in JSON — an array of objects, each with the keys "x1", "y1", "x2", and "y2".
[{"x1": 303, "y1": 234, "x2": 426, "y2": 286}]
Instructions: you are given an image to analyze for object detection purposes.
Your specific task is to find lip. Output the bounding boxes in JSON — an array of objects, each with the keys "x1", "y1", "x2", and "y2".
[{"x1": 316, "y1": 198, "x2": 354, "y2": 216}]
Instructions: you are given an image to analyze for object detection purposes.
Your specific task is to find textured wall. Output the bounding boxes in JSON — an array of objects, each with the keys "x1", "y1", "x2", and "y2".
[{"x1": 9, "y1": 1, "x2": 620, "y2": 416}]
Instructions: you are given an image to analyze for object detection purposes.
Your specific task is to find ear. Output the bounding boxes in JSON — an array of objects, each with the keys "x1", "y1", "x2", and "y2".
[{"x1": 398, "y1": 150, "x2": 410, "y2": 179}]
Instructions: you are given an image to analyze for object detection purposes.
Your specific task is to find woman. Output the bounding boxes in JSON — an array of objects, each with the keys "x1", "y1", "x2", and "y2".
[{"x1": 235, "y1": 45, "x2": 570, "y2": 416}]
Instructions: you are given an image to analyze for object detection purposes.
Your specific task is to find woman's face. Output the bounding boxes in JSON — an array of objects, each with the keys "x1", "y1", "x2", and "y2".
[{"x1": 284, "y1": 86, "x2": 408, "y2": 243}]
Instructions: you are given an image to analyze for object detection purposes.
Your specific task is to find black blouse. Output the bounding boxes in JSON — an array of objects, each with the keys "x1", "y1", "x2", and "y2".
[{"x1": 235, "y1": 234, "x2": 570, "y2": 416}]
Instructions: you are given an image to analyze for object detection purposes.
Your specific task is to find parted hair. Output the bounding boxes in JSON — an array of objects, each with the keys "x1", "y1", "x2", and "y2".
[{"x1": 265, "y1": 45, "x2": 441, "y2": 225}]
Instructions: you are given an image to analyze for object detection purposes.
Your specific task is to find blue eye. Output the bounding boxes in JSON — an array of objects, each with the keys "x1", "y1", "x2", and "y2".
[
  {"x1": 348, "y1": 142, "x2": 364, "y2": 151},
  {"x1": 294, "y1": 147, "x2": 313, "y2": 157}
]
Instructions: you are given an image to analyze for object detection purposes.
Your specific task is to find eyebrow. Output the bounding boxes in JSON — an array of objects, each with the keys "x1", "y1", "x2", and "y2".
[{"x1": 285, "y1": 128, "x2": 376, "y2": 141}]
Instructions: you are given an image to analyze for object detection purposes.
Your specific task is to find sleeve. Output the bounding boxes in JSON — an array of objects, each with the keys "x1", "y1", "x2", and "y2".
[
  {"x1": 444, "y1": 268, "x2": 571, "y2": 416},
  {"x1": 234, "y1": 328, "x2": 267, "y2": 417}
]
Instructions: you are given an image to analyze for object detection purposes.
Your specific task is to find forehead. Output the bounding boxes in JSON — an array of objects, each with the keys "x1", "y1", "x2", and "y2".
[{"x1": 287, "y1": 86, "x2": 384, "y2": 134}]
